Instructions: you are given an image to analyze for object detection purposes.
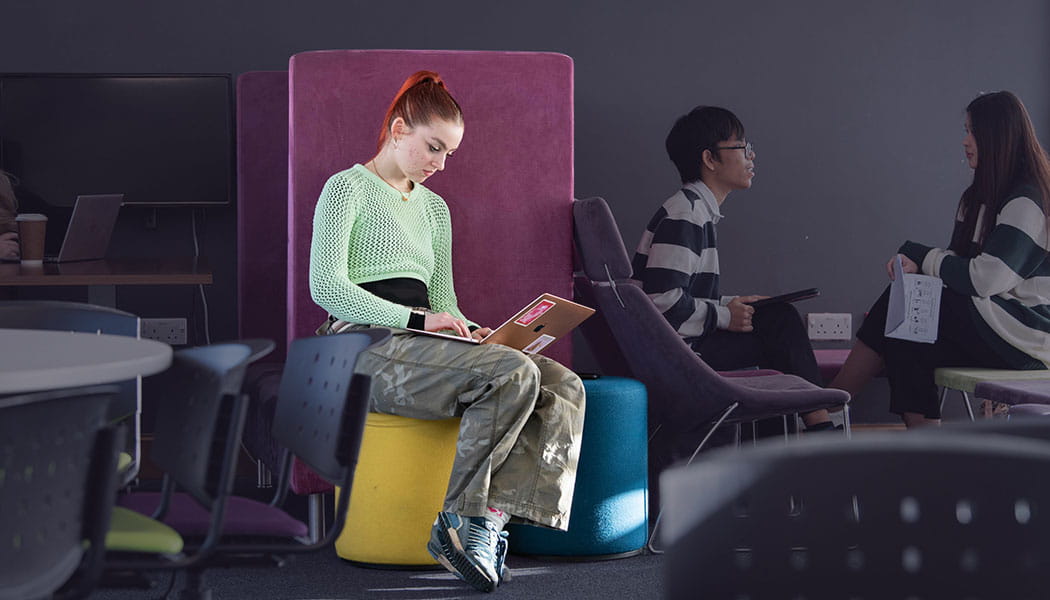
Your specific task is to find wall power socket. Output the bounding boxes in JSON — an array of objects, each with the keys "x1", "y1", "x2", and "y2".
[
  {"x1": 807, "y1": 313, "x2": 852, "y2": 341},
  {"x1": 141, "y1": 317, "x2": 188, "y2": 345}
]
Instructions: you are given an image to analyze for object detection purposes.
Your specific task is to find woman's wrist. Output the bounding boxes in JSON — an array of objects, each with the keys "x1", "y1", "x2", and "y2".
[{"x1": 408, "y1": 307, "x2": 429, "y2": 329}]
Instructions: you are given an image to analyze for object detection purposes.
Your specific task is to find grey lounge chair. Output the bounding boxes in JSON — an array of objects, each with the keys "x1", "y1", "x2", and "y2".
[{"x1": 572, "y1": 196, "x2": 851, "y2": 548}]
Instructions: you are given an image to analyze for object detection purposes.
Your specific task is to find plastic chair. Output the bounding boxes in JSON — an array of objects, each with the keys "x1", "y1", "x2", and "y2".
[
  {"x1": 104, "y1": 341, "x2": 256, "y2": 593},
  {"x1": 0, "y1": 300, "x2": 142, "y2": 483},
  {"x1": 660, "y1": 431, "x2": 1050, "y2": 600},
  {"x1": 115, "y1": 330, "x2": 388, "y2": 595},
  {"x1": 571, "y1": 196, "x2": 850, "y2": 548},
  {"x1": 0, "y1": 386, "x2": 123, "y2": 600}
]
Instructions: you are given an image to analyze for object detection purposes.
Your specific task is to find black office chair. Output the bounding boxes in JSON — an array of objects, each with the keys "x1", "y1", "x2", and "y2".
[
  {"x1": 660, "y1": 432, "x2": 1050, "y2": 599},
  {"x1": 112, "y1": 330, "x2": 388, "y2": 598},
  {"x1": 0, "y1": 300, "x2": 142, "y2": 484},
  {"x1": 0, "y1": 385, "x2": 123, "y2": 600},
  {"x1": 103, "y1": 341, "x2": 255, "y2": 596}
]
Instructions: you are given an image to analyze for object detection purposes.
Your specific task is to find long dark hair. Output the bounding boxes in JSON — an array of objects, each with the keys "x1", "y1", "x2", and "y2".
[{"x1": 949, "y1": 91, "x2": 1050, "y2": 256}]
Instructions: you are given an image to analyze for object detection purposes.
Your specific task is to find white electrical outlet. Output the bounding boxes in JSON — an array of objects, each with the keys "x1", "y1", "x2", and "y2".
[
  {"x1": 807, "y1": 313, "x2": 852, "y2": 340},
  {"x1": 141, "y1": 318, "x2": 188, "y2": 345}
]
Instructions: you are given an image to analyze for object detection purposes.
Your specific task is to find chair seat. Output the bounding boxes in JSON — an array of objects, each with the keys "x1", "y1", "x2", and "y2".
[
  {"x1": 728, "y1": 374, "x2": 850, "y2": 420},
  {"x1": 106, "y1": 506, "x2": 184, "y2": 555},
  {"x1": 117, "y1": 492, "x2": 309, "y2": 538},
  {"x1": 1010, "y1": 403, "x2": 1050, "y2": 417},
  {"x1": 935, "y1": 367, "x2": 1050, "y2": 394},
  {"x1": 117, "y1": 452, "x2": 133, "y2": 472},
  {"x1": 974, "y1": 379, "x2": 1050, "y2": 406}
]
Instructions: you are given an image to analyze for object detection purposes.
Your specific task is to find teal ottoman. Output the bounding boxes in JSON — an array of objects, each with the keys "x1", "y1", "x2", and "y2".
[{"x1": 508, "y1": 375, "x2": 648, "y2": 559}]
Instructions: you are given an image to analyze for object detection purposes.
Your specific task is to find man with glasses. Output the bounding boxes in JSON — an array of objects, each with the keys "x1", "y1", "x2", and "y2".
[{"x1": 631, "y1": 105, "x2": 836, "y2": 433}]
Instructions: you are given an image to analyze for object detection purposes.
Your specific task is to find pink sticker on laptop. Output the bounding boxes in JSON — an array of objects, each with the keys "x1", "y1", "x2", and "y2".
[{"x1": 515, "y1": 299, "x2": 556, "y2": 326}]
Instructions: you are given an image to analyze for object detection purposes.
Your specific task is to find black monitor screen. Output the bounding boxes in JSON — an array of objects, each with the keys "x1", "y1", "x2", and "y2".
[{"x1": 0, "y1": 73, "x2": 233, "y2": 210}]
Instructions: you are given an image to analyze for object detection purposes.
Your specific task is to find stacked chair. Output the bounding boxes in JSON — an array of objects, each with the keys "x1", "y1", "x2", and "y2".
[
  {"x1": 106, "y1": 330, "x2": 388, "y2": 597},
  {"x1": 660, "y1": 423, "x2": 1050, "y2": 599},
  {"x1": 0, "y1": 386, "x2": 124, "y2": 600},
  {"x1": 0, "y1": 300, "x2": 142, "y2": 483}
]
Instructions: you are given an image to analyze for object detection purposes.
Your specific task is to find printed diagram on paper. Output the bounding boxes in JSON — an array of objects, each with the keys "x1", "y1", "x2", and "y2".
[{"x1": 884, "y1": 255, "x2": 942, "y2": 344}]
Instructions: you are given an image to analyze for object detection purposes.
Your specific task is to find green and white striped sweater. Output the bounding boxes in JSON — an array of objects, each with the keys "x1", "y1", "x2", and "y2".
[{"x1": 899, "y1": 185, "x2": 1050, "y2": 369}]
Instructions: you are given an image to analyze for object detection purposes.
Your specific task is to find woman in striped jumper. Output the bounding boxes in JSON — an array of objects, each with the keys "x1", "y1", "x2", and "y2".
[{"x1": 830, "y1": 91, "x2": 1050, "y2": 427}]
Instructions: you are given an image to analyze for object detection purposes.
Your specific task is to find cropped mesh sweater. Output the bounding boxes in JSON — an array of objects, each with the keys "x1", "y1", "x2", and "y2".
[{"x1": 309, "y1": 164, "x2": 473, "y2": 328}]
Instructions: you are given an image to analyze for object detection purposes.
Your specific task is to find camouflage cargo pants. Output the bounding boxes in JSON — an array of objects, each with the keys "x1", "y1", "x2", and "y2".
[{"x1": 346, "y1": 327, "x2": 585, "y2": 531}]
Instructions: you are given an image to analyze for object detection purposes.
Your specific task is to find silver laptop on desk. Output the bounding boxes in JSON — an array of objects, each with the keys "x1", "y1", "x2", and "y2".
[{"x1": 45, "y1": 194, "x2": 124, "y2": 263}]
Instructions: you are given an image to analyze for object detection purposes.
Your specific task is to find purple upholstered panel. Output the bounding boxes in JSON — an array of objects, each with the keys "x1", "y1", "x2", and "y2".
[
  {"x1": 975, "y1": 379, "x2": 1050, "y2": 406},
  {"x1": 237, "y1": 71, "x2": 290, "y2": 362},
  {"x1": 118, "y1": 492, "x2": 308, "y2": 538},
  {"x1": 288, "y1": 50, "x2": 575, "y2": 366},
  {"x1": 814, "y1": 349, "x2": 850, "y2": 384}
]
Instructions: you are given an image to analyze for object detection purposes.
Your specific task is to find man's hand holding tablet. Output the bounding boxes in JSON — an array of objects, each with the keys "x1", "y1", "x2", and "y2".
[{"x1": 745, "y1": 288, "x2": 820, "y2": 309}]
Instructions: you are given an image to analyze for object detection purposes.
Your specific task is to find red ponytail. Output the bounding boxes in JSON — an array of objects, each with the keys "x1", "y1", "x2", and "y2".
[{"x1": 377, "y1": 70, "x2": 463, "y2": 152}]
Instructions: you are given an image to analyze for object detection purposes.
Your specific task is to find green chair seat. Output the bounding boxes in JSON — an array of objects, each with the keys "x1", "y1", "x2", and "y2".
[
  {"x1": 105, "y1": 507, "x2": 183, "y2": 555},
  {"x1": 935, "y1": 368, "x2": 1050, "y2": 394},
  {"x1": 117, "y1": 452, "x2": 133, "y2": 473}
]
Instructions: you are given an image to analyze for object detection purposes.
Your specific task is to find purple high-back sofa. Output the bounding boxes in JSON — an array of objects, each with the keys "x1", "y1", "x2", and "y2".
[
  {"x1": 287, "y1": 50, "x2": 576, "y2": 366},
  {"x1": 236, "y1": 52, "x2": 577, "y2": 505},
  {"x1": 237, "y1": 70, "x2": 290, "y2": 363}
]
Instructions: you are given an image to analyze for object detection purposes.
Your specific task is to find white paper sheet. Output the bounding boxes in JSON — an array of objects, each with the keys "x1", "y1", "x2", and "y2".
[{"x1": 884, "y1": 255, "x2": 942, "y2": 344}]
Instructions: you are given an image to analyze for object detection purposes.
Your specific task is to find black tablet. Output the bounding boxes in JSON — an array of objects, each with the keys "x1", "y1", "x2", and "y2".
[{"x1": 746, "y1": 288, "x2": 820, "y2": 308}]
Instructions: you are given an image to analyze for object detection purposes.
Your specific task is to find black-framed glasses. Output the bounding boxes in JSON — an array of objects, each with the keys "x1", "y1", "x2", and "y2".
[{"x1": 716, "y1": 141, "x2": 754, "y2": 156}]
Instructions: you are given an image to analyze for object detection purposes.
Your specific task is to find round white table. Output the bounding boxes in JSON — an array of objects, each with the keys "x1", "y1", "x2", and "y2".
[{"x1": 0, "y1": 328, "x2": 173, "y2": 395}]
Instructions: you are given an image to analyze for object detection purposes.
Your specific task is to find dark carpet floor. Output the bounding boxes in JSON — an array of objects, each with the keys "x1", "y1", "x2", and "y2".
[{"x1": 89, "y1": 547, "x2": 664, "y2": 600}]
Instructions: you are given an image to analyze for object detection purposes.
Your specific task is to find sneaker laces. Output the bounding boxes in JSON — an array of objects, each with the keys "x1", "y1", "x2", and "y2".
[{"x1": 464, "y1": 517, "x2": 500, "y2": 563}]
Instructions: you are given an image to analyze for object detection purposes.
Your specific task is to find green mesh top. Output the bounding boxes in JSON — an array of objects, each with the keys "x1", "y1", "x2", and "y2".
[{"x1": 309, "y1": 164, "x2": 474, "y2": 328}]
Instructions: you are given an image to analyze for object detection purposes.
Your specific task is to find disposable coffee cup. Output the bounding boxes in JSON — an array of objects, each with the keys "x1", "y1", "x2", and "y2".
[{"x1": 15, "y1": 213, "x2": 47, "y2": 264}]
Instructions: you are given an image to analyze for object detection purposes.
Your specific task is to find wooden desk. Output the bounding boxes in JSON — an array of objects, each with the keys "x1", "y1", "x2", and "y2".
[{"x1": 0, "y1": 257, "x2": 212, "y2": 306}]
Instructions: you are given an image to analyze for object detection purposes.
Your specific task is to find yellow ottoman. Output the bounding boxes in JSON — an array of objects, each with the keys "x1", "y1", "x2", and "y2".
[{"x1": 336, "y1": 413, "x2": 460, "y2": 567}]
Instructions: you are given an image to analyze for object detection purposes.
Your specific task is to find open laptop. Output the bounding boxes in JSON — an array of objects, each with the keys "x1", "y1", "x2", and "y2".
[
  {"x1": 44, "y1": 194, "x2": 124, "y2": 263},
  {"x1": 408, "y1": 293, "x2": 595, "y2": 355}
]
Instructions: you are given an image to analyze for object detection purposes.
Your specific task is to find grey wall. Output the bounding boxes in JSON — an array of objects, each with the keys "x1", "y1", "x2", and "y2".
[{"x1": 3, "y1": 0, "x2": 1047, "y2": 418}]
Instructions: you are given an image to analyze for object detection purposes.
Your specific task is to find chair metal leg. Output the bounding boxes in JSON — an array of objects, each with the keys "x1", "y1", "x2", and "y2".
[
  {"x1": 307, "y1": 493, "x2": 325, "y2": 544},
  {"x1": 782, "y1": 415, "x2": 789, "y2": 443},
  {"x1": 648, "y1": 403, "x2": 739, "y2": 555},
  {"x1": 256, "y1": 459, "x2": 272, "y2": 488},
  {"x1": 938, "y1": 386, "x2": 949, "y2": 412},
  {"x1": 961, "y1": 391, "x2": 976, "y2": 421},
  {"x1": 842, "y1": 402, "x2": 852, "y2": 439}
]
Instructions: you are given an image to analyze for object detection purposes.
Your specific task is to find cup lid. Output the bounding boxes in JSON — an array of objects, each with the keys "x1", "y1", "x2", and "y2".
[{"x1": 14, "y1": 213, "x2": 47, "y2": 221}]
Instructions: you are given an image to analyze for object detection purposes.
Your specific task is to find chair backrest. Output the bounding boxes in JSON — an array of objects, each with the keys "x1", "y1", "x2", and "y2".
[
  {"x1": 660, "y1": 433, "x2": 1050, "y2": 599},
  {"x1": 0, "y1": 386, "x2": 122, "y2": 600},
  {"x1": 236, "y1": 71, "x2": 290, "y2": 364},
  {"x1": 0, "y1": 300, "x2": 139, "y2": 336},
  {"x1": 287, "y1": 50, "x2": 575, "y2": 367},
  {"x1": 270, "y1": 329, "x2": 390, "y2": 545},
  {"x1": 272, "y1": 329, "x2": 389, "y2": 485},
  {"x1": 572, "y1": 197, "x2": 748, "y2": 428},
  {"x1": 0, "y1": 300, "x2": 141, "y2": 480},
  {"x1": 148, "y1": 343, "x2": 253, "y2": 509}
]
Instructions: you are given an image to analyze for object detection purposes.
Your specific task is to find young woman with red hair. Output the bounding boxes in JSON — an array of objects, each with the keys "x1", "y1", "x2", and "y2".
[
  {"x1": 830, "y1": 91, "x2": 1050, "y2": 427},
  {"x1": 309, "y1": 71, "x2": 584, "y2": 592}
]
